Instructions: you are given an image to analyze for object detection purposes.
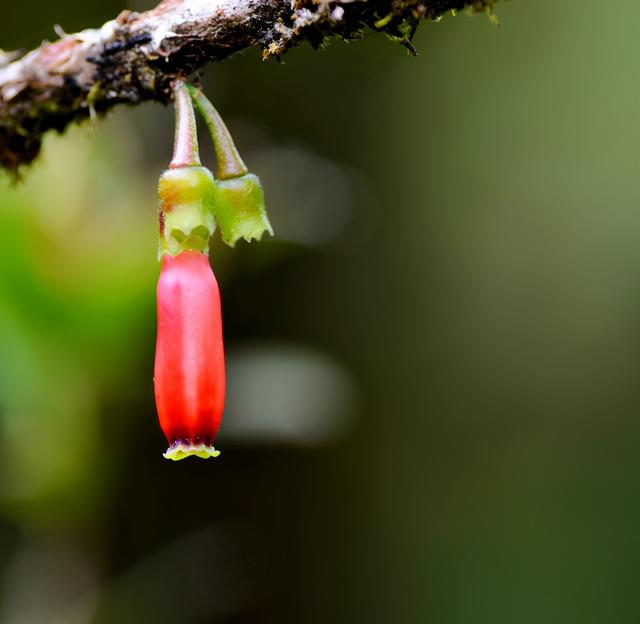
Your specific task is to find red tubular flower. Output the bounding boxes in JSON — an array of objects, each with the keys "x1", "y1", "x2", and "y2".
[
  {"x1": 152, "y1": 81, "x2": 271, "y2": 460},
  {"x1": 154, "y1": 250, "x2": 225, "y2": 460}
]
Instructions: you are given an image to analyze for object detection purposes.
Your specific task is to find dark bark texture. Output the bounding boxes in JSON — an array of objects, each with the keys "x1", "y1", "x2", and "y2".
[{"x1": 0, "y1": 0, "x2": 497, "y2": 174}]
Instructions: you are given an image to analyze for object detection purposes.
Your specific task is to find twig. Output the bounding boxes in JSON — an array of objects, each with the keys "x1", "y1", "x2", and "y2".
[{"x1": 0, "y1": 0, "x2": 497, "y2": 175}]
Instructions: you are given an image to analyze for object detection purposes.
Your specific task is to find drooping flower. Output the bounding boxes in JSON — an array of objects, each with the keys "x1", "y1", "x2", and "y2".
[
  {"x1": 154, "y1": 83, "x2": 227, "y2": 460},
  {"x1": 153, "y1": 82, "x2": 272, "y2": 460},
  {"x1": 155, "y1": 250, "x2": 225, "y2": 460}
]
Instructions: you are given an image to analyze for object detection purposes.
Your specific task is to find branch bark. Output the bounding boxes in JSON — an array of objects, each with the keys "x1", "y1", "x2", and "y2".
[{"x1": 0, "y1": 0, "x2": 496, "y2": 175}]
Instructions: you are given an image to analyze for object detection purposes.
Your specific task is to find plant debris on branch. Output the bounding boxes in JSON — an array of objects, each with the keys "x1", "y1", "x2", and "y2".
[{"x1": 0, "y1": 0, "x2": 497, "y2": 175}]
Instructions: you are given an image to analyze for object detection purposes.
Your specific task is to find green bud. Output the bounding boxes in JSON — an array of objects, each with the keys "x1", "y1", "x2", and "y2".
[
  {"x1": 188, "y1": 85, "x2": 273, "y2": 247},
  {"x1": 215, "y1": 173, "x2": 273, "y2": 247}
]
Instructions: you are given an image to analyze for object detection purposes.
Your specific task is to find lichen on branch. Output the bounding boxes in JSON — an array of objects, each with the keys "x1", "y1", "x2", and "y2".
[{"x1": 0, "y1": 0, "x2": 497, "y2": 176}]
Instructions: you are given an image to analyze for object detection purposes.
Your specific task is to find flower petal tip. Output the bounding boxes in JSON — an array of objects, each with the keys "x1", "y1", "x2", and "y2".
[
  {"x1": 223, "y1": 225, "x2": 273, "y2": 248},
  {"x1": 163, "y1": 441, "x2": 221, "y2": 461}
]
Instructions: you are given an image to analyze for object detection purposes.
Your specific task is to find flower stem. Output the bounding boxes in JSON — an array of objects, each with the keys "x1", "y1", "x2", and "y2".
[
  {"x1": 187, "y1": 84, "x2": 248, "y2": 180},
  {"x1": 170, "y1": 81, "x2": 201, "y2": 169}
]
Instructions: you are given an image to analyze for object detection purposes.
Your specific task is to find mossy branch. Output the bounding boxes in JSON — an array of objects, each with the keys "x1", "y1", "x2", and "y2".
[{"x1": 0, "y1": 0, "x2": 497, "y2": 176}]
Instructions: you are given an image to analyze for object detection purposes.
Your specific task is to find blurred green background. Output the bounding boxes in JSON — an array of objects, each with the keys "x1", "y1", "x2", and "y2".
[{"x1": 3, "y1": 1, "x2": 640, "y2": 622}]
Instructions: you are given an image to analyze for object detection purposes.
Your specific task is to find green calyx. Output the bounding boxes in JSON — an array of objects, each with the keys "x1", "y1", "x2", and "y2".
[
  {"x1": 158, "y1": 166, "x2": 230, "y2": 257},
  {"x1": 216, "y1": 174, "x2": 273, "y2": 247},
  {"x1": 188, "y1": 84, "x2": 273, "y2": 247},
  {"x1": 159, "y1": 82, "x2": 273, "y2": 255}
]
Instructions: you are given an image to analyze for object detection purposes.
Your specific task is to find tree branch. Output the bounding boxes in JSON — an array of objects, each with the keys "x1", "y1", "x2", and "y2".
[{"x1": 0, "y1": 0, "x2": 496, "y2": 175}]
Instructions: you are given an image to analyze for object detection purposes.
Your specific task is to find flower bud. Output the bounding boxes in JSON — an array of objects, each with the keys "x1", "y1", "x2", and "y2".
[
  {"x1": 215, "y1": 173, "x2": 273, "y2": 247},
  {"x1": 154, "y1": 250, "x2": 225, "y2": 460},
  {"x1": 188, "y1": 85, "x2": 273, "y2": 246}
]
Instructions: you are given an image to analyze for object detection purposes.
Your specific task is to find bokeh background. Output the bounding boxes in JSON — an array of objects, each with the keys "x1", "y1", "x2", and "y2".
[{"x1": 3, "y1": 1, "x2": 640, "y2": 622}]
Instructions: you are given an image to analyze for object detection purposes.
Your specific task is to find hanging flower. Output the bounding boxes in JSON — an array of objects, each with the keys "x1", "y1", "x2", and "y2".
[
  {"x1": 155, "y1": 250, "x2": 225, "y2": 460},
  {"x1": 153, "y1": 82, "x2": 272, "y2": 460},
  {"x1": 154, "y1": 83, "x2": 227, "y2": 460}
]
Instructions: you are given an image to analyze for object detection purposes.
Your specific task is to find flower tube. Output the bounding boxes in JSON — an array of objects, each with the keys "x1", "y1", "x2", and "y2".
[{"x1": 155, "y1": 250, "x2": 225, "y2": 460}]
